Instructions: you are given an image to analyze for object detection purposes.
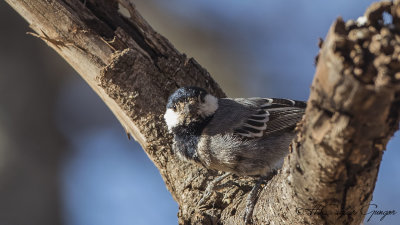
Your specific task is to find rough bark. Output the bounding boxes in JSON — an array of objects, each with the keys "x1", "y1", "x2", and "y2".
[{"x1": 5, "y1": 0, "x2": 400, "y2": 224}]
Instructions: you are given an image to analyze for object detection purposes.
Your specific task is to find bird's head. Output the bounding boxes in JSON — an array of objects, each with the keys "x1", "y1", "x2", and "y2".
[{"x1": 164, "y1": 87, "x2": 218, "y2": 132}]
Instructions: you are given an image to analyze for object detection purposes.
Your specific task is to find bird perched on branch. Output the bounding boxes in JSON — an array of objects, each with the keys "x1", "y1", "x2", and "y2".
[{"x1": 164, "y1": 86, "x2": 306, "y2": 224}]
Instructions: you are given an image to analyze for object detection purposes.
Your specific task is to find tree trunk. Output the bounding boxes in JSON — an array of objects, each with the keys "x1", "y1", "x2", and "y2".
[{"x1": 5, "y1": 0, "x2": 400, "y2": 224}]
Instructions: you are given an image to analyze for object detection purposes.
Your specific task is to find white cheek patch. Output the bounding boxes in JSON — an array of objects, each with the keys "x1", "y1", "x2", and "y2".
[
  {"x1": 164, "y1": 109, "x2": 180, "y2": 131},
  {"x1": 198, "y1": 94, "x2": 218, "y2": 118}
]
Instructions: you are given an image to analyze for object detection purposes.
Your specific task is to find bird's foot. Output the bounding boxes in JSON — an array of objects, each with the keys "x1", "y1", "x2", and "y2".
[
  {"x1": 198, "y1": 172, "x2": 231, "y2": 208},
  {"x1": 243, "y1": 171, "x2": 276, "y2": 224},
  {"x1": 243, "y1": 177, "x2": 263, "y2": 224}
]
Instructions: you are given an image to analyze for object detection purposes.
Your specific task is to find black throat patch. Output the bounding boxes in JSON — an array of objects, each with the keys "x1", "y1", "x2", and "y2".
[{"x1": 172, "y1": 115, "x2": 213, "y2": 163}]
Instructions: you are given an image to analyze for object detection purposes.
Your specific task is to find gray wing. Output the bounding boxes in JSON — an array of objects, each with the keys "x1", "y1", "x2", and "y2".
[{"x1": 231, "y1": 98, "x2": 306, "y2": 138}]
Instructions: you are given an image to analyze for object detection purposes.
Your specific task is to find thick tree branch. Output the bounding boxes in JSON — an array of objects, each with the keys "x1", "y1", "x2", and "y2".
[
  {"x1": 6, "y1": 0, "x2": 400, "y2": 224},
  {"x1": 249, "y1": 2, "x2": 400, "y2": 224}
]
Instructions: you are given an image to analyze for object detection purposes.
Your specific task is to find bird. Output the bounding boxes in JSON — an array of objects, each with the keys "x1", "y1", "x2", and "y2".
[{"x1": 164, "y1": 86, "x2": 306, "y2": 224}]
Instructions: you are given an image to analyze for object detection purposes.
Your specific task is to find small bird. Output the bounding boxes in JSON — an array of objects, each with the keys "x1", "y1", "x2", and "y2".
[{"x1": 164, "y1": 86, "x2": 306, "y2": 223}]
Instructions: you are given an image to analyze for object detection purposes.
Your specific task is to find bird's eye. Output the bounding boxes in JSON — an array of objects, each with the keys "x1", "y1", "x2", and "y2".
[{"x1": 173, "y1": 105, "x2": 177, "y2": 111}]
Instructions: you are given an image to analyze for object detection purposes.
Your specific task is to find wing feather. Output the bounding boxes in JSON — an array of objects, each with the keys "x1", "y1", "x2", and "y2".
[{"x1": 233, "y1": 98, "x2": 306, "y2": 138}]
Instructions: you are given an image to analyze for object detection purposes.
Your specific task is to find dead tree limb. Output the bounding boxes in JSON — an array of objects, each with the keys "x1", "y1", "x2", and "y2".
[{"x1": 5, "y1": 0, "x2": 400, "y2": 224}]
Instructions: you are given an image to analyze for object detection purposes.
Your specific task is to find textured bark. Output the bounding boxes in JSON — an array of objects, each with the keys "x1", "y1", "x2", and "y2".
[{"x1": 5, "y1": 0, "x2": 400, "y2": 224}]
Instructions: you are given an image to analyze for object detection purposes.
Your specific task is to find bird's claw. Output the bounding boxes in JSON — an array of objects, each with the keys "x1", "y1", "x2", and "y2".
[
  {"x1": 197, "y1": 189, "x2": 212, "y2": 208},
  {"x1": 242, "y1": 176, "x2": 269, "y2": 224},
  {"x1": 197, "y1": 172, "x2": 231, "y2": 208}
]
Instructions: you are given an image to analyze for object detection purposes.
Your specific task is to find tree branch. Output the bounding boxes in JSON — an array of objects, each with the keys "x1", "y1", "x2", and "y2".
[
  {"x1": 5, "y1": 0, "x2": 400, "y2": 224},
  {"x1": 248, "y1": 2, "x2": 400, "y2": 224}
]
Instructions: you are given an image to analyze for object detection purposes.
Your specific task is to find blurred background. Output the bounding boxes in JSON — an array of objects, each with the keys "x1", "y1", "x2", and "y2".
[{"x1": 0, "y1": 0, "x2": 398, "y2": 224}]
